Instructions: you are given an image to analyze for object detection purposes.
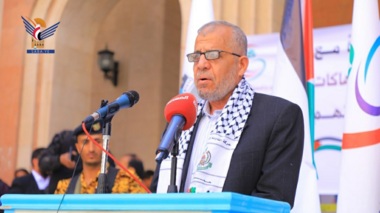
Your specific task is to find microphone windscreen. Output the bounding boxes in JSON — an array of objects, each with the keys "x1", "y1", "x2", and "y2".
[
  {"x1": 164, "y1": 93, "x2": 197, "y2": 130},
  {"x1": 124, "y1": 90, "x2": 139, "y2": 106}
]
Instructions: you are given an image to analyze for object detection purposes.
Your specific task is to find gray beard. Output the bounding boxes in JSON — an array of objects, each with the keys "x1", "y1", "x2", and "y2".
[
  {"x1": 197, "y1": 73, "x2": 238, "y2": 102},
  {"x1": 198, "y1": 84, "x2": 236, "y2": 101}
]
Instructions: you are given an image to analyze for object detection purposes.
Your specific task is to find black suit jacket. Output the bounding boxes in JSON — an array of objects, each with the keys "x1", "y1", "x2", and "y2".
[
  {"x1": 151, "y1": 93, "x2": 304, "y2": 207},
  {"x1": 8, "y1": 174, "x2": 47, "y2": 194}
]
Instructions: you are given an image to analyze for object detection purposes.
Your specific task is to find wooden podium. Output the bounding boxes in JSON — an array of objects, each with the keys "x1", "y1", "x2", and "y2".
[{"x1": 0, "y1": 192, "x2": 290, "y2": 213}]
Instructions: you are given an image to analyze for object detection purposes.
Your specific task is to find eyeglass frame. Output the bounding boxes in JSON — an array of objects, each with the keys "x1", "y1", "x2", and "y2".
[{"x1": 186, "y1": 50, "x2": 241, "y2": 62}]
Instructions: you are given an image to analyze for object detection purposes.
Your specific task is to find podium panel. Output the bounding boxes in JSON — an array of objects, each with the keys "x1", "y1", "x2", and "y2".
[{"x1": 0, "y1": 192, "x2": 290, "y2": 213}]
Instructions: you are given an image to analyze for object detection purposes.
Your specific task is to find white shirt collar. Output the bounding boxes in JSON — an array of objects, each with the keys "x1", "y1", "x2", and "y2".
[
  {"x1": 31, "y1": 170, "x2": 50, "y2": 190},
  {"x1": 203, "y1": 101, "x2": 222, "y2": 118}
]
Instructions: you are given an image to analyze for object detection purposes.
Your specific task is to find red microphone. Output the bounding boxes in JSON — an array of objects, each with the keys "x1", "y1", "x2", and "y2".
[{"x1": 156, "y1": 93, "x2": 198, "y2": 162}]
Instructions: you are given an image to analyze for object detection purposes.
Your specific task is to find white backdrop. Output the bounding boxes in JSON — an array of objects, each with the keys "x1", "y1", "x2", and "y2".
[{"x1": 246, "y1": 24, "x2": 351, "y2": 195}]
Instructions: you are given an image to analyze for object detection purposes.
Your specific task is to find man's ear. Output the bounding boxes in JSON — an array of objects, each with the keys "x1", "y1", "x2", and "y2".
[
  {"x1": 75, "y1": 142, "x2": 81, "y2": 153},
  {"x1": 238, "y1": 56, "x2": 249, "y2": 77},
  {"x1": 32, "y1": 158, "x2": 39, "y2": 170}
]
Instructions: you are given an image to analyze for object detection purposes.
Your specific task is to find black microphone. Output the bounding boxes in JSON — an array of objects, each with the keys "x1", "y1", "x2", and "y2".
[
  {"x1": 83, "y1": 90, "x2": 139, "y2": 124},
  {"x1": 155, "y1": 93, "x2": 197, "y2": 163}
]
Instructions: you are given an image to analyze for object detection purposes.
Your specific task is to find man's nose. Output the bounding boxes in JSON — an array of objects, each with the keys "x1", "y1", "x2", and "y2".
[
  {"x1": 88, "y1": 141, "x2": 96, "y2": 151},
  {"x1": 196, "y1": 54, "x2": 210, "y2": 69}
]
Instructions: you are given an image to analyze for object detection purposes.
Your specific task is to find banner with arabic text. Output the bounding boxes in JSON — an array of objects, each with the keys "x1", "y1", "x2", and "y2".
[{"x1": 246, "y1": 24, "x2": 351, "y2": 195}]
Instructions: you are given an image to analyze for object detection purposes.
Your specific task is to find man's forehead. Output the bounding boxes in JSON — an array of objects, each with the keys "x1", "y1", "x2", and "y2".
[
  {"x1": 77, "y1": 134, "x2": 102, "y2": 140},
  {"x1": 195, "y1": 34, "x2": 229, "y2": 51}
]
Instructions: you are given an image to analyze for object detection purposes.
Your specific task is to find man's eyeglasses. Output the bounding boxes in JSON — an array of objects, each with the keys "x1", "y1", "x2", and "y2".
[{"x1": 186, "y1": 50, "x2": 241, "y2": 62}]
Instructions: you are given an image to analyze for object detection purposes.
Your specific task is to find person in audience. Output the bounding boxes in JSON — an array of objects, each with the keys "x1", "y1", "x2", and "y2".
[
  {"x1": 142, "y1": 170, "x2": 154, "y2": 188},
  {"x1": 151, "y1": 20, "x2": 304, "y2": 208},
  {"x1": 8, "y1": 148, "x2": 50, "y2": 194},
  {"x1": 54, "y1": 120, "x2": 147, "y2": 194},
  {"x1": 117, "y1": 153, "x2": 137, "y2": 170},
  {"x1": 127, "y1": 158, "x2": 145, "y2": 180},
  {"x1": 116, "y1": 153, "x2": 145, "y2": 180},
  {"x1": 38, "y1": 130, "x2": 80, "y2": 194},
  {"x1": 39, "y1": 129, "x2": 116, "y2": 194},
  {"x1": 14, "y1": 168, "x2": 29, "y2": 178},
  {"x1": 0, "y1": 178, "x2": 10, "y2": 196}
]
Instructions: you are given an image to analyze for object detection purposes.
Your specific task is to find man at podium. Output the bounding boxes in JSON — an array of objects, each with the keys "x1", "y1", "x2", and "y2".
[
  {"x1": 151, "y1": 20, "x2": 304, "y2": 208},
  {"x1": 54, "y1": 121, "x2": 147, "y2": 194}
]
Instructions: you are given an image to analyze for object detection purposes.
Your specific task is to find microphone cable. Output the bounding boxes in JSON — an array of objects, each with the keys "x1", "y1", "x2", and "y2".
[{"x1": 55, "y1": 132, "x2": 86, "y2": 213}]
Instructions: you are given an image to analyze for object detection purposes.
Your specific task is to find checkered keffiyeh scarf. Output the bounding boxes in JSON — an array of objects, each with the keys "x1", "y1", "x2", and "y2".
[
  {"x1": 156, "y1": 78, "x2": 254, "y2": 193},
  {"x1": 178, "y1": 77, "x2": 254, "y2": 158}
]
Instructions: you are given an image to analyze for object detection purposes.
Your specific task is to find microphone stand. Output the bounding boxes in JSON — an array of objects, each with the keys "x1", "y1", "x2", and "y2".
[
  {"x1": 96, "y1": 100, "x2": 112, "y2": 194},
  {"x1": 155, "y1": 124, "x2": 182, "y2": 193},
  {"x1": 167, "y1": 137, "x2": 179, "y2": 193}
]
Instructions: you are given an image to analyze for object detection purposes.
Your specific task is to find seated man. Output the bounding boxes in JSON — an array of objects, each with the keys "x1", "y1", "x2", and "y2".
[
  {"x1": 54, "y1": 120, "x2": 147, "y2": 194},
  {"x1": 39, "y1": 129, "x2": 117, "y2": 194},
  {"x1": 8, "y1": 148, "x2": 50, "y2": 194}
]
